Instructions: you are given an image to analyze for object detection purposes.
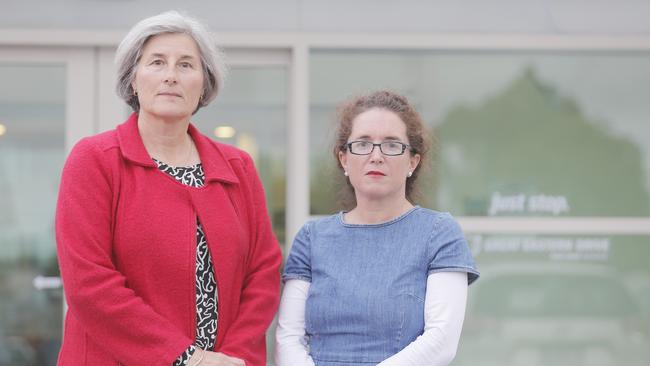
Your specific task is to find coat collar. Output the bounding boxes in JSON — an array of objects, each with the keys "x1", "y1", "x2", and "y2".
[{"x1": 116, "y1": 112, "x2": 239, "y2": 185}]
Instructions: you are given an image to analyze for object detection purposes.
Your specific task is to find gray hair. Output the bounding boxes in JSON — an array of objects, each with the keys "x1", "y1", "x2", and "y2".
[{"x1": 115, "y1": 10, "x2": 227, "y2": 113}]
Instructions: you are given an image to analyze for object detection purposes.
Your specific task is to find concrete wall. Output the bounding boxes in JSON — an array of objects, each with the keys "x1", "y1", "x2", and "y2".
[{"x1": 2, "y1": 0, "x2": 650, "y2": 35}]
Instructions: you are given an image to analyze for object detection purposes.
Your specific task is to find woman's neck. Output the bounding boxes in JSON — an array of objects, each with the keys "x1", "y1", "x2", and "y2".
[
  {"x1": 345, "y1": 196, "x2": 414, "y2": 225},
  {"x1": 137, "y1": 113, "x2": 197, "y2": 166}
]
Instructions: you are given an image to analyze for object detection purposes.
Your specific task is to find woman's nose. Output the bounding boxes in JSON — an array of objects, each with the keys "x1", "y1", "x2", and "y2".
[
  {"x1": 163, "y1": 66, "x2": 178, "y2": 84},
  {"x1": 368, "y1": 145, "x2": 385, "y2": 163}
]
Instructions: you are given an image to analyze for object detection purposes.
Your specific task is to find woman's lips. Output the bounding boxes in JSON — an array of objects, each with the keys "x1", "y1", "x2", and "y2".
[
  {"x1": 366, "y1": 171, "x2": 386, "y2": 176},
  {"x1": 158, "y1": 92, "x2": 182, "y2": 97}
]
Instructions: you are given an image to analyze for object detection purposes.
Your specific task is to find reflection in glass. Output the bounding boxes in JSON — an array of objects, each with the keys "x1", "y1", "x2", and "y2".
[
  {"x1": 0, "y1": 65, "x2": 66, "y2": 365},
  {"x1": 193, "y1": 66, "x2": 288, "y2": 245},
  {"x1": 459, "y1": 234, "x2": 650, "y2": 366},
  {"x1": 309, "y1": 51, "x2": 650, "y2": 216}
]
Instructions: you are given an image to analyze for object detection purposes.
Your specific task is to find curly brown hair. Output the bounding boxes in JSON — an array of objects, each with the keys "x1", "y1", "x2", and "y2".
[{"x1": 332, "y1": 90, "x2": 431, "y2": 209}]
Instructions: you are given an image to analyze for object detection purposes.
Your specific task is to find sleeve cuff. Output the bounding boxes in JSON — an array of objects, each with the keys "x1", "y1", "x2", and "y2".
[{"x1": 172, "y1": 345, "x2": 196, "y2": 366}]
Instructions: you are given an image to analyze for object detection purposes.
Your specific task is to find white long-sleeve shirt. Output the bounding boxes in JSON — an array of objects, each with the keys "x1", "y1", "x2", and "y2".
[{"x1": 275, "y1": 271, "x2": 468, "y2": 366}]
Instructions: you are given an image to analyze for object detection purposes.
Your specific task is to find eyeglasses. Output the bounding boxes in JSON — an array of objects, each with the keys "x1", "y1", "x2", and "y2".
[{"x1": 344, "y1": 140, "x2": 413, "y2": 156}]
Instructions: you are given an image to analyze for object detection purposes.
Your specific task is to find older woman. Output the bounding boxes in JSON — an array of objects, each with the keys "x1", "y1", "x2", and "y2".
[
  {"x1": 55, "y1": 11, "x2": 281, "y2": 366},
  {"x1": 276, "y1": 91, "x2": 479, "y2": 366}
]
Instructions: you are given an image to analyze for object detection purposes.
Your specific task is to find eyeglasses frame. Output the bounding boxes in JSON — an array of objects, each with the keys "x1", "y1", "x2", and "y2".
[{"x1": 343, "y1": 140, "x2": 415, "y2": 156}]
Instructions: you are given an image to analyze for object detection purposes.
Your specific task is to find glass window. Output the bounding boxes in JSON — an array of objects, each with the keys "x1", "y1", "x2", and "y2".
[
  {"x1": 309, "y1": 50, "x2": 650, "y2": 217},
  {"x1": 193, "y1": 66, "x2": 288, "y2": 244},
  {"x1": 459, "y1": 233, "x2": 650, "y2": 366},
  {"x1": 0, "y1": 64, "x2": 66, "y2": 365}
]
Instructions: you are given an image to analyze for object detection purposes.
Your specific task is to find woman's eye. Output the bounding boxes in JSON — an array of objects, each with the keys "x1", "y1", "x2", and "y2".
[
  {"x1": 150, "y1": 59, "x2": 164, "y2": 66},
  {"x1": 180, "y1": 62, "x2": 192, "y2": 68}
]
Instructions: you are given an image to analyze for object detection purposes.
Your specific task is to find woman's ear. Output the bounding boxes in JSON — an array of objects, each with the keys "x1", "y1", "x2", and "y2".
[
  {"x1": 410, "y1": 153, "x2": 421, "y2": 172},
  {"x1": 339, "y1": 150, "x2": 348, "y2": 172}
]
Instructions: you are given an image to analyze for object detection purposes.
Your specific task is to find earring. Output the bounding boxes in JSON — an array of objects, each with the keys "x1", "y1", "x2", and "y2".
[
  {"x1": 344, "y1": 171, "x2": 349, "y2": 177},
  {"x1": 407, "y1": 171, "x2": 413, "y2": 177},
  {"x1": 133, "y1": 90, "x2": 138, "y2": 96}
]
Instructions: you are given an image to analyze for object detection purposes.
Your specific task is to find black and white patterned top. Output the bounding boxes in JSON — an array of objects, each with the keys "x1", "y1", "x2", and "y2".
[{"x1": 153, "y1": 159, "x2": 218, "y2": 366}]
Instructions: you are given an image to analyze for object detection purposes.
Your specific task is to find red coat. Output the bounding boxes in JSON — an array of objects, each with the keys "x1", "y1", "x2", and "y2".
[{"x1": 55, "y1": 113, "x2": 282, "y2": 366}]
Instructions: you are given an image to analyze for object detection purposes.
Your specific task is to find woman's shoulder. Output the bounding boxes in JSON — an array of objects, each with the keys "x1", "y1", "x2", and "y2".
[
  {"x1": 194, "y1": 131, "x2": 254, "y2": 167},
  {"x1": 76, "y1": 128, "x2": 119, "y2": 151},
  {"x1": 295, "y1": 213, "x2": 340, "y2": 236},
  {"x1": 410, "y1": 206, "x2": 456, "y2": 223},
  {"x1": 67, "y1": 129, "x2": 120, "y2": 166},
  {"x1": 309, "y1": 212, "x2": 340, "y2": 227},
  {"x1": 210, "y1": 138, "x2": 249, "y2": 160},
  {"x1": 406, "y1": 207, "x2": 465, "y2": 235},
  {"x1": 60, "y1": 129, "x2": 122, "y2": 186}
]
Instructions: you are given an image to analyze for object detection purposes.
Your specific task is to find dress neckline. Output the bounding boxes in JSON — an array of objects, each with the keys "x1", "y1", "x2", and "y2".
[{"x1": 338, "y1": 205, "x2": 420, "y2": 228}]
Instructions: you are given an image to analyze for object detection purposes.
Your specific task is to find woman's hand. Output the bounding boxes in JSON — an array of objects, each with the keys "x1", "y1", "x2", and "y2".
[
  {"x1": 189, "y1": 349, "x2": 246, "y2": 366},
  {"x1": 203, "y1": 351, "x2": 245, "y2": 366}
]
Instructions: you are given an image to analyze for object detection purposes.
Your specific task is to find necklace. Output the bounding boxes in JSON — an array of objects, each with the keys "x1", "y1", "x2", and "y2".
[
  {"x1": 180, "y1": 135, "x2": 195, "y2": 166},
  {"x1": 153, "y1": 134, "x2": 195, "y2": 167}
]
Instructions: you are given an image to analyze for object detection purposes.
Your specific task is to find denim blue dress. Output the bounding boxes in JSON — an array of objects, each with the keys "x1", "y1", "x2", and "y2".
[{"x1": 283, "y1": 207, "x2": 479, "y2": 366}]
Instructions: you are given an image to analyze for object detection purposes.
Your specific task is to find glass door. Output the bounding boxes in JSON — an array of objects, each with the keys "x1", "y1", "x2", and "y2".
[{"x1": 0, "y1": 47, "x2": 94, "y2": 365}]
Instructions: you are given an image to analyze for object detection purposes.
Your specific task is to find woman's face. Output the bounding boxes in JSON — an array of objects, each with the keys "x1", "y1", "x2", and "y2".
[
  {"x1": 132, "y1": 33, "x2": 204, "y2": 121},
  {"x1": 339, "y1": 108, "x2": 420, "y2": 203}
]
